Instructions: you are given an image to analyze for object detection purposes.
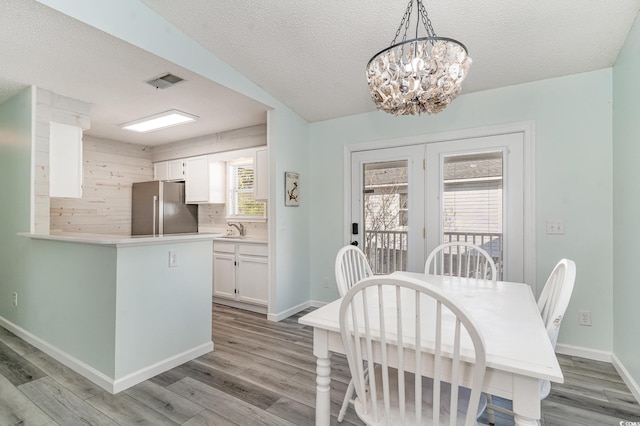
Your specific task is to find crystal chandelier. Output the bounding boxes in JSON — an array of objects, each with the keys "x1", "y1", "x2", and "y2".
[{"x1": 366, "y1": 0, "x2": 472, "y2": 116}]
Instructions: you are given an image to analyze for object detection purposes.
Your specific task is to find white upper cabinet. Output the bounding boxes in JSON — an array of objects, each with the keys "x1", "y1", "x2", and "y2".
[
  {"x1": 167, "y1": 159, "x2": 186, "y2": 180},
  {"x1": 153, "y1": 147, "x2": 265, "y2": 204},
  {"x1": 185, "y1": 155, "x2": 226, "y2": 204},
  {"x1": 153, "y1": 162, "x2": 169, "y2": 181},
  {"x1": 185, "y1": 156, "x2": 209, "y2": 202},
  {"x1": 254, "y1": 147, "x2": 268, "y2": 201},
  {"x1": 49, "y1": 122, "x2": 83, "y2": 198},
  {"x1": 208, "y1": 158, "x2": 227, "y2": 203},
  {"x1": 153, "y1": 159, "x2": 185, "y2": 181}
]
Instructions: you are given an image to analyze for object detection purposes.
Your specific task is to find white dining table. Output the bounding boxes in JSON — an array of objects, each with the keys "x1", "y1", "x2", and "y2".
[{"x1": 298, "y1": 271, "x2": 564, "y2": 426}]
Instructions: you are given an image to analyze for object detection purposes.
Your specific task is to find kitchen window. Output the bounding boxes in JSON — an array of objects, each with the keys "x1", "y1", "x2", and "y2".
[{"x1": 227, "y1": 159, "x2": 266, "y2": 220}]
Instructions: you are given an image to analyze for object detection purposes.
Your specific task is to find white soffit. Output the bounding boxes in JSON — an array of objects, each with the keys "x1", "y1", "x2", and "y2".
[{"x1": 0, "y1": 0, "x2": 268, "y2": 146}]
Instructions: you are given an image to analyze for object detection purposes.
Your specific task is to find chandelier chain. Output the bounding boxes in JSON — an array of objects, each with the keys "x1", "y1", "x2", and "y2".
[
  {"x1": 417, "y1": 1, "x2": 437, "y2": 38},
  {"x1": 402, "y1": 1, "x2": 412, "y2": 43},
  {"x1": 391, "y1": 1, "x2": 439, "y2": 46},
  {"x1": 391, "y1": 0, "x2": 413, "y2": 45}
]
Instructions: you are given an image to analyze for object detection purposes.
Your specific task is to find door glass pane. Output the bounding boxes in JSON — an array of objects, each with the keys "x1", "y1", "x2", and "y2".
[
  {"x1": 441, "y1": 151, "x2": 504, "y2": 279},
  {"x1": 362, "y1": 160, "x2": 408, "y2": 274}
]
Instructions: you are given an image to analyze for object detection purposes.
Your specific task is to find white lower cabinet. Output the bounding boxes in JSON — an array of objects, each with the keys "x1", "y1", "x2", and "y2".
[
  {"x1": 212, "y1": 250, "x2": 236, "y2": 299},
  {"x1": 213, "y1": 241, "x2": 268, "y2": 312}
]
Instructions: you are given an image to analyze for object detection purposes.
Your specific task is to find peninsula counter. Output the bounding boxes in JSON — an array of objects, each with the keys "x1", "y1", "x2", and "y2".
[{"x1": 6, "y1": 232, "x2": 220, "y2": 393}]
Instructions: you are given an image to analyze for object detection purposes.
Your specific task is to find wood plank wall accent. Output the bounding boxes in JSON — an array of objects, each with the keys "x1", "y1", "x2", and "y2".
[
  {"x1": 151, "y1": 124, "x2": 266, "y2": 162},
  {"x1": 49, "y1": 136, "x2": 153, "y2": 235},
  {"x1": 33, "y1": 88, "x2": 90, "y2": 234}
]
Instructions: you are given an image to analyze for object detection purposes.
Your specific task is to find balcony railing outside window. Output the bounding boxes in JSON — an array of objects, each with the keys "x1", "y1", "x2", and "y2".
[
  {"x1": 364, "y1": 230, "x2": 503, "y2": 279},
  {"x1": 363, "y1": 230, "x2": 408, "y2": 274},
  {"x1": 442, "y1": 232, "x2": 503, "y2": 279}
]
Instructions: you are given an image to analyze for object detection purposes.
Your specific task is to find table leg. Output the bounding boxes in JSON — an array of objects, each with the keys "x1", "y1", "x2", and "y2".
[
  {"x1": 315, "y1": 356, "x2": 331, "y2": 426},
  {"x1": 513, "y1": 376, "x2": 541, "y2": 426},
  {"x1": 514, "y1": 414, "x2": 539, "y2": 426}
]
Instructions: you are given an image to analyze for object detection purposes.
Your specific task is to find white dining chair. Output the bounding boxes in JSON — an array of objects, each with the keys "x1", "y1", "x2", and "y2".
[
  {"x1": 340, "y1": 275, "x2": 487, "y2": 426},
  {"x1": 425, "y1": 241, "x2": 498, "y2": 281},
  {"x1": 335, "y1": 245, "x2": 374, "y2": 297},
  {"x1": 485, "y1": 258, "x2": 576, "y2": 425},
  {"x1": 335, "y1": 245, "x2": 374, "y2": 422}
]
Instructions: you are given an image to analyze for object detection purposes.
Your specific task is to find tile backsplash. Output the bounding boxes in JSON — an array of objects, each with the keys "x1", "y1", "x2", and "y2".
[{"x1": 198, "y1": 204, "x2": 267, "y2": 239}]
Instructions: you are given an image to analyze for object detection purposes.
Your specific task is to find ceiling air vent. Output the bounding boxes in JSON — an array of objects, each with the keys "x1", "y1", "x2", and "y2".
[{"x1": 146, "y1": 73, "x2": 184, "y2": 89}]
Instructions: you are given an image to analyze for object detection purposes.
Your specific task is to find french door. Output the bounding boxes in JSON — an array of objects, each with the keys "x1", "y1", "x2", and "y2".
[
  {"x1": 350, "y1": 146, "x2": 425, "y2": 273},
  {"x1": 350, "y1": 132, "x2": 526, "y2": 283}
]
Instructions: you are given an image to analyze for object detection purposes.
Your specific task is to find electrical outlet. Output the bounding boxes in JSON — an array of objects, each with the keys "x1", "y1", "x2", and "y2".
[
  {"x1": 578, "y1": 310, "x2": 592, "y2": 326},
  {"x1": 546, "y1": 219, "x2": 565, "y2": 235},
  {"x1": 12, "y1": 292, "x2": 17, "y2": 306},
  {"x1": 323, "y1": 277, "x2": 329, "y2": 288},
  {"x1": 169, "y1": 251, "x2": 178, "y2": 267}
]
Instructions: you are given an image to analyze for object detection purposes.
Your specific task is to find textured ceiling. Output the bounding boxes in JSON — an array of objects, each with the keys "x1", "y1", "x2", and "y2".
[
  {"x1": 140, "y1": 0, "x2": 640, "y2": 122},
  {"x1": 0, "y1": 1, "x2": 639, "y2": 146}
]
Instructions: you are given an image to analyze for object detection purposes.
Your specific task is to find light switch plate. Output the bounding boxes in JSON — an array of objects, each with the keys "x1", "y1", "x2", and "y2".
[{"x1": 169, "y1": 250, "x2": 178, "y2": 267}]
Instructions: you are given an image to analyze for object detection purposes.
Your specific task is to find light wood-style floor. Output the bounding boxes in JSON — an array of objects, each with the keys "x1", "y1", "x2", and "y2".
[{"x1": 0, "y1": 303, "x2": 639, "y2": 425}]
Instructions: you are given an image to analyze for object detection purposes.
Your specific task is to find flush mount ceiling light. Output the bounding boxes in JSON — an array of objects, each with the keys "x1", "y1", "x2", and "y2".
[
  {"x1": 366, "y1": 0, "x2": 471, "y2": 116},
  {"x1": 121, "y1": 109, "x2": 198, "y2": 133}
]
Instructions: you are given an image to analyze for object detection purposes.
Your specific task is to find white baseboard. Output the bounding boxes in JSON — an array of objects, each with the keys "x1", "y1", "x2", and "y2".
[
  {"x1": 612, "y1": 353, "x2": 640, "y2": 404},
  {"x1": 267, "y1": 300, "x2": 311, "y2": 321},
  {"x1": 267, "y1": 299, "x2": 330, "y2": 321},
  {"x1": 0, "y1": 316, "x2": 115, "y2": 391},
  {"x1": 0, "y1": 316, "x2": 212, "y2": 394},
  {"x1": 554, "y1": 344, "x2": 640, "y2": 404},
  {"x1": 309, "y1": 299, "x2": 328, "y2": 308},
  {"x1": 554, "y1": 343, "x2": 612, "y2": 362},
  {"x1": 112, "y1": 342, "x2": 212, "y2": 393},
  {"x1": 214, "y1": 297, "x2": 267, "y2": 314}
]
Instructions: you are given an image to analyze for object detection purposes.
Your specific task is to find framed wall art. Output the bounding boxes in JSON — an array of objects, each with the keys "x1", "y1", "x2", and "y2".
[{"x1": 285, "y1": 172, "x2": 300, "y2": 206}]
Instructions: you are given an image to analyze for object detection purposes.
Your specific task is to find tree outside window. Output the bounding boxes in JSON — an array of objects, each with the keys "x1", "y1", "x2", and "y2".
[{"x1": 228, "y1": 160, "x2": 265, "y2": 219}]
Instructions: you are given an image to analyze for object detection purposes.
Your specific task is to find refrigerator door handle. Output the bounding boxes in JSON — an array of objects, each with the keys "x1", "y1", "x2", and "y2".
[{"x1": 152, "y1": 195, "x2": 158, "y2": 237}]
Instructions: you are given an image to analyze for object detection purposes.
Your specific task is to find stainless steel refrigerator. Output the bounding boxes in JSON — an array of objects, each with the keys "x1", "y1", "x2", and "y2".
[{"x1": 131, "y1": 181, "x2": 198, "y2": 236}]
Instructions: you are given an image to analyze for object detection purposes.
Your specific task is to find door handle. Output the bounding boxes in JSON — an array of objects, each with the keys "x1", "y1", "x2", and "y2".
[
  {"x1": 152, "y1": 195, "x2": 158, "y2": 237},
  {"x1": 350, "y1": 241, "x2": 359, "y2": 247}
]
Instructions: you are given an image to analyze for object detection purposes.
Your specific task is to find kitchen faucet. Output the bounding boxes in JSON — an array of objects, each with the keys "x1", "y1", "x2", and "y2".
[{"x1": 228, "y1": 222, "x2": 245, "y2": 236}]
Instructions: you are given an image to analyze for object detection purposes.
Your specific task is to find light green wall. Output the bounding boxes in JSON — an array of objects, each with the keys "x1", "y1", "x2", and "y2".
[
  {"x1": 309, "y1": 69, "x2": 614, "y2": 352},
  {"x1": 8, "y1": 236, "x2": 214, "y2": 382},
  {"x1": 268, "y1": 109, "x2": 311, "y2": 313},
  {"x1": 36, "y1": 0, "x2": 312, "y2": 316},
  {"x1": 613, "y1": 12, "x2": 640, "y2": 384},
  {"x1": 0, "y1": 87, "x2": 34, "y2": 324},
  {"x1": 27, "y1": 240, "x2": 118, "y2": 376},
  {"x1": 115, "y1": 241, "x2": 212, "y2": 378},
  {"x1": 0, "y1": 88, "x2": 119, "y2": 378}
]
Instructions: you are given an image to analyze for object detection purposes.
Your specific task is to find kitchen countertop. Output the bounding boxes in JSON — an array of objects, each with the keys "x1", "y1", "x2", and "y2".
[
  {"x1": 19, "y1": 231, "x2": 222, "y2": 247},
  {"x1": 213, "y1": 236, "x2": 268, "y2": 244}
]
